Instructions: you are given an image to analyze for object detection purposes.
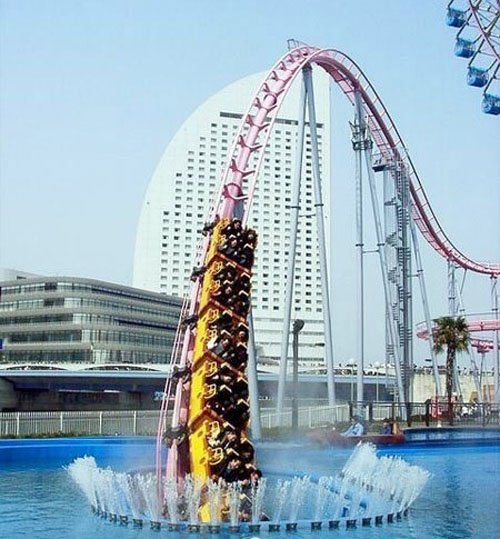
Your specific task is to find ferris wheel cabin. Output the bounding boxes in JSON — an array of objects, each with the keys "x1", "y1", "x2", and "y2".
[
  {"x1": 482, "y1": 93, "x2": 500, "y2": 115},
  {"x1": 446, "y1": 8, "x2": 467, "y2": 28}
]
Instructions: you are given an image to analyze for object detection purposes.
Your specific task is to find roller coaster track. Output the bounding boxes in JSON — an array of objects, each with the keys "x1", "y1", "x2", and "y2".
[
  {"x1": 417, "y1": 315, "x2": 500, "y2": 352},
  {"x1": 216, "y1": 43, "x2": 500, "y2": 275},
  {"x1": 159, "y1": 42, "x2": 500, "y2": 485}
]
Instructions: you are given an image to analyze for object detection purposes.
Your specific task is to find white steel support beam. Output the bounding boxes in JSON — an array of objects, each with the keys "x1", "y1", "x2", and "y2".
[
  {"x1": 276, "y1": 73, "x2": 308, "y2": 417},
  {"x1": 383, "y1": 167, "x2": 395, "y2": 395},
  {"x1": 247, "y1": 309, "x2": 262, "y2": 439},
  {"x1": 448, "y1": 260, "x2": 457, "y2": 316},
  {"x1": 448, "y1": 261, "x2": 463, "y2": 399},
  {"x1": 352, "y1": 91, "x2": 365, "y2": 409},
  {"x1": 410, "y1": 220, "x2": 442, "y2": 396},
  {"x1": 363, "y1": 147, "x2": 406, "y2": 405},
  {"x1": 455, "y1": 281, "x2": 483, "y2": 403},
  {"x1": 303, "y1": 66, "x2": 336, "y2": 407},
  {"x1": 401, "y1": 165, "x2": 413, "y2": 404},
  {"x1": 492, "y1": 276, "x2": 499, "y2": 404}
]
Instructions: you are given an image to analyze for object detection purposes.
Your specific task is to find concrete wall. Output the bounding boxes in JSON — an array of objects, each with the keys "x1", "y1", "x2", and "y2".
[
  {"x1": 0, "y1": 378, "x2": 18, "y2": 411},
  {"x1": 412, "y1": 371, "x2": 488, "y2": 402}
]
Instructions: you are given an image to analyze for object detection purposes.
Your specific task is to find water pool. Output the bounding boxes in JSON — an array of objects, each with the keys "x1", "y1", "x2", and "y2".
[{"x1": 0, "y1": 435, "x2": 499, "y2": 539}]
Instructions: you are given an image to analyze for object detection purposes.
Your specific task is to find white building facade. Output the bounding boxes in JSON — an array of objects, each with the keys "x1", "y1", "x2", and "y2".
[{"x1": 133, "y1": 69, "x2": 332, "y2": 367}]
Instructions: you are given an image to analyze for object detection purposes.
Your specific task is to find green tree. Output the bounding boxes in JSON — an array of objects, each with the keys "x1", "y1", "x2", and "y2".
[{"x1": 432, "y1": 316, "x2": 470, "y2": 425}]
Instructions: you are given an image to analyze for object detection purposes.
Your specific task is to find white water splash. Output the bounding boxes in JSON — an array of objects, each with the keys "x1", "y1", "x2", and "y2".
[{"x1": 67, "y1": 443, "x2": 429, "y2": 527}]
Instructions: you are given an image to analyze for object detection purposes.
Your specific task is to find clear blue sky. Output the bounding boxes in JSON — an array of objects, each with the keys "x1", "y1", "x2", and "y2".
[{"x1": 1, "y1": 1, "x2": 499, "y2": 364}]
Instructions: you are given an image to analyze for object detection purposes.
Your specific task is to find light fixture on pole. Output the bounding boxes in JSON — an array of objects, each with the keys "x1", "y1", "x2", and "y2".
[
  {"x1": 292, "y1": 319, "x2": 305, "y2": 432},
  {"x1": 346, "y1": 358, "x2": 357, "y2": 403},
  {"x1": 373, "y1": 361, "x2": 381, "y2": 403}
]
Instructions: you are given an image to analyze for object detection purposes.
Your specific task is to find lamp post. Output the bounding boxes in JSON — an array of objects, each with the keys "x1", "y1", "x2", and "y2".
[
  {"x1": 373, "y1": 361, "x2": 381, "y2": 403},
  {"x1": 346, "y1": 358, "x2": 357, "y2": 404},
  {"x1": 292, "y1": 319, "x2": 305, "y2": 433}
]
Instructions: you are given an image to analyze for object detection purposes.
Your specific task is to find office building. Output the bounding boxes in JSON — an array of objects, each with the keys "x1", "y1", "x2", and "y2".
[{"x1": 0, "y1": 276, "x2": 182, "y2": 369}]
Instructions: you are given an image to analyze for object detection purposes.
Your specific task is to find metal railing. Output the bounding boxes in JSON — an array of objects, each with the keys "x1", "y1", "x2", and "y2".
[
  {"x1": 347, "y1": 401, "x2": 500, "y2": 427},
  {"x1": 260, "y1": 404, "x2": 350, "y2": 430},
  {"x1": 0, "y1": 410, "x2": 168, "y2": 438},
  {"x1": 1, "y1": 401, "x2": 498, "y2": 438}
]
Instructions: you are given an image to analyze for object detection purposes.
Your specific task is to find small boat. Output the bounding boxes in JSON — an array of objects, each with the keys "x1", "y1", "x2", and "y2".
[{"x1": 308, "y1": 427, "x2": 406, "y2": 447}]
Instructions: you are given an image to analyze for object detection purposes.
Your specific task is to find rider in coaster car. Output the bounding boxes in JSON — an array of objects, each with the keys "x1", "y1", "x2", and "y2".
[
  {"x1": 208, "y1": 427, "x2": 239, "y2": 451},
  {"x1": 208, "y1": 311, "x2": 234, "y2": 332},
  {"x1": 163, "y1": 424, "x2": 189, "y2": 446},
  {"x1": 240, "y1": 465, "x2": 262, "y2": 487},
  {"x1": 170, "y1": 365, "x2": 191, "y2": 384},
  {"x1": 237, "y1": 245, "x2": 255, "y2": 268},
  {"x1": 239, "y1": 443, "x2": 254, "y2": 464},
  {"x1": 244, "y1": 229, "x2": 257, "y2": 247},
  {"x1": 225, "y1": 352, "x2": 247, "y2": 372},
  {"x1": 238, "y1": 274, "x2": 251, "y2": 292},
  {"x1": 212, "y1": 283, "x2": 234, "y2": 306},
  {"x1": 219, "y1": 237, "x2": 239, "y2": 259},
  {"x1": 220, "y1": 456, "x2": 245, "y2": 483},
  {"x1": 202, "y1": 216, "x2": 219, "y2": 236},
  {"x1": 222, "y1": 219, "x2": 243, "y2": 238},
  {"x1": 235, "y1": 325, "x2": 249, "y2": 342},
  {"x1": 225, "y1": 401, "x2": 250, "y2": 427},
  {"x1": 233, "y1": 294, "x2": 250, "y2": 316},
  {"x1": 207, "y1": 335, "x2": 232, "y2": 356},
  {"x1": 210, "y1": 398, "x2": 232, "y2": 417},
  {"x1": 214, "y1": 264, "x2": 238, "y2": 280},
  {"x1": 206, "y1": 371, "x2": 233, "y2": 388}
]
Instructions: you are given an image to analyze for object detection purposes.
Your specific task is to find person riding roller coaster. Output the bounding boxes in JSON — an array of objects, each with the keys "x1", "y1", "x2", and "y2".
[{"x1": 218, "y1": 221, "x2": 257, "y2": 269}]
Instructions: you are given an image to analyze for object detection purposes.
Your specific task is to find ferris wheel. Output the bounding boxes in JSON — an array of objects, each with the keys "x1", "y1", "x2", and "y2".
[{"x1": 446, "y1": 0, "x2": 500, "y2": 115}]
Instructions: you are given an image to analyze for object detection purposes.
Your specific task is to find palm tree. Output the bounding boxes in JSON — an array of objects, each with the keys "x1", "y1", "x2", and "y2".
[{"x1": 432, "y1": 316, "x2": 470, "y2": 425}]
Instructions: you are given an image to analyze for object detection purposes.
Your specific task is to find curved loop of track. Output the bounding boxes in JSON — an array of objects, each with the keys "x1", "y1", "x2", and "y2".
[{"x1": 215, "y1": 44, "x2": 499, "y2": 276}]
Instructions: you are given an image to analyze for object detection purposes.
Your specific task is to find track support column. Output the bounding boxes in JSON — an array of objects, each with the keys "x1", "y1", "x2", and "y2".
[
  {"x1": 351, "y1": 91, "x2": 366, "y2": 410},
  {"x1": 410, "y1": 220, "x2": 442, "y2": 396},
  {"x1": 455, "y1": 282, "x2": 482, "y2": 403},
  {"x1": 247, "y1": 309, "x2": 262, "y2": 439},
  {"x1": 276, "y1": 73, "x2": 308, "y2": 417},
  {"x1": 492, "y1": 276, "x2": 499, "y2": 404},
  {"x1": 448, "y1": 261, "x2": 463, "y2": 399},
  {"x1": 363, "y1": 147, "x2": 406, "y2": 405},
  {"x1": 303, "y1": 65, "x2": 336, "y2": 407}
]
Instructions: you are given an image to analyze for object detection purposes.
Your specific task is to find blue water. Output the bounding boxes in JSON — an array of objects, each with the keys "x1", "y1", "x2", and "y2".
[{"x1": 0, "y1": 435, "x2": 499, "y2": 539}]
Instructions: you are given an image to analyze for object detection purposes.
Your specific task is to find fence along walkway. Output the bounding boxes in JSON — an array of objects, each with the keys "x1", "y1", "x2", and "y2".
[
  {"x1": 260, "y1": 404, "x2": 351, "y2": 430},
  {"x1": 0, "y1": 410, "x2": 169, "y2": 437},
  {"x1": 0, "y1": 405, "x2": 351, "y2": 437}
]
